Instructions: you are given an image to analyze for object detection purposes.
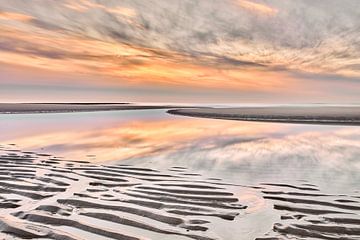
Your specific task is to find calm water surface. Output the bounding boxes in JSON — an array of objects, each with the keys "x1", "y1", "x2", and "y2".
[{"x1": 0, "y1": 109, "x2": 359, "y2": 192}]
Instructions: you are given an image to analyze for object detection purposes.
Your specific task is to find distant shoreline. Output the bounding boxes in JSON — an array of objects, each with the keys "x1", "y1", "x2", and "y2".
[
  {"x1": 168, "y1": 107, "x2": 360, "y2": 126},
  {"x1": 3, "y1": 104, "x2": 360, "y2": 126},
  {"x1": 0, "y1": 103, "x2": 191, "y2": 114}
]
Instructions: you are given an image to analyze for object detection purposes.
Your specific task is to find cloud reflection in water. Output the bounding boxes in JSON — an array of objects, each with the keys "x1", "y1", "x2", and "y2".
[{"x1": 0, "y1": 110, "x2": 359, "y2": 193}]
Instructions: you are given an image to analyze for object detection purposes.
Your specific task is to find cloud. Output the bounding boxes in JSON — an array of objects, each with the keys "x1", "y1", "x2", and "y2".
[
  {"x1": 29, "y1": 18, "x2": 65, "y2": 31},
  {"x1": 0, "y1": 0, "x2": 359, "y2": 103},
  {"x1": 64, "y1": 0, "x2": 137, "y2": 18},
  {"x1": 0, "y1": 10, "x2": 34, "y2": 21},
  {"x1": 234, "y1": 0, "x2": 278, "y2": 15},
  {"x1": 1, "y1": 0, "x2": 360, "y2": 76},
  {"x1": 106, "y1": 6, "x2": 137, "y2": 18},
  {"x1": 63, "y1": 0, "x2": 104, "y2": 12}
]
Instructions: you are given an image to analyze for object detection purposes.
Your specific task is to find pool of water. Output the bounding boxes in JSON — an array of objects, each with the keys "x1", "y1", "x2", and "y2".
[{"x1": 1, "y1": 109, "x2": 359, "y2": 192}]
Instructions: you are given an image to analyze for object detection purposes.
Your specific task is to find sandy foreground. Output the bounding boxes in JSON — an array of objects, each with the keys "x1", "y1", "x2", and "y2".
[
  {"x1": 168, "y1": 106, "x2": 360, "y2": 125},
  {"x1": 0, "y1": 103, "x2": 189, "y2": 114},
  {"x1": 0, "y1": 145, "x2": 359, "y2": 239},
  {"x1": 0, "y1": 145, "x2": 248, "y2": 240}
]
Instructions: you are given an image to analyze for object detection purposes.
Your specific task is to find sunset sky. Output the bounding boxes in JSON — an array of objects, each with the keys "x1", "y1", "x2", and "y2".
[{"x1": 1, "y1": 0, "x2": 359, "y2": 103}]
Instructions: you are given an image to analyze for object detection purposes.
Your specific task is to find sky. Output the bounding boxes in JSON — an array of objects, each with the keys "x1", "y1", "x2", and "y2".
[{"x1": 0, "y1": 0, "x2": 360, "y2": 103}]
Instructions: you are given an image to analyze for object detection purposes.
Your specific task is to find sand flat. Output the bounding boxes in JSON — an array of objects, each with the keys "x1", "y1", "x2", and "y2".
[
  {"x1": 0, "y1": 103, "x2": 189, "y2": 114},
  {"x1": 0, "y1": 145, "x2": 359, "y2": 239},
  {"x1": 0, "y1": 145, "x2": 247, "y2": 240},
  {"x1": 168, "y1": 106, "x2": 360, "y2": 125}
]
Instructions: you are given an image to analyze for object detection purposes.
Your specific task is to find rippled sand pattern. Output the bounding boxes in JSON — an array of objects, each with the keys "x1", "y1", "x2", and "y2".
[
  {"x1": 1, "y1": 144, "x2": 360, "y2": 239},
  {"x1": 258, "y1": 183, "x2": 360, "y2": 240},
  {"x1": 0, "y1": 145, "x2": 246, "y2": 240}
]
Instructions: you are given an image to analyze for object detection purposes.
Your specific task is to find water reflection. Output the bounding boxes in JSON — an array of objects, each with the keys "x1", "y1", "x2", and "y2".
[
  {"x1": 0, "y1": 110, "x2": 359, "y2": 191},
  {"x1": 0, "y1": 110, "x2": 284, "y2": 161}
]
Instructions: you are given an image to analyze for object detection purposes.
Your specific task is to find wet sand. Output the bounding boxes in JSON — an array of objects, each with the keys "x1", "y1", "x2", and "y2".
[
  {"x1": 168, "y1": 106, "x2": 360, "y2": 125},
  {"x1": 0, "y1": 145, "x2": 247, "y2": 240},
  {"x1": 0, "y1": 103, "x2": 190, "y2": 114},
  {"x1": 0, "y1": 145, "x2": 359, "y2": 239}
]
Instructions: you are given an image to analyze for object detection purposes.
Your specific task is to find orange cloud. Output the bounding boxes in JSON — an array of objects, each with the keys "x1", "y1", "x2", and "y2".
[
  {"x1": 106, "y1": 7, "x2": 137, "y2": 18},
  {"x1": 0, "y1": 22, "x2": 298, "y2": 92},
  {"x1": 0, "y1": 11, "x2": 34, "y2": 22},
  {"x1": 235, "y1": 0, "x2": 278, "y2": 15},
  {"x1": 63, "y1": 0, "x2": 103, "y2": 12},
  {"x1": 64, "y1": 0, "x2": 136, "y2": 18}
]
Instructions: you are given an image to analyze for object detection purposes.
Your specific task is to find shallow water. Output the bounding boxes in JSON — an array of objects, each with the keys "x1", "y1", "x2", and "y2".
[
  {"x1": 1, "y1": 110, "x2": 359, "y2": 189},
  {"x1": 0, "y1": 110, "x2": 359, "y2": 239}
]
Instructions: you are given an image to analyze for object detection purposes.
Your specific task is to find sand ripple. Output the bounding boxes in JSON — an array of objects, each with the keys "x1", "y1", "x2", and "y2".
[
  {"x1": 257, "y1": 183, "x2": 360, "y2": 239},
  {"x1": 0, "y1": 146, "x2": 246, "y2": 240},
  {"x1": 1, "y1": 145, "x2": 359, "y2": 239}
]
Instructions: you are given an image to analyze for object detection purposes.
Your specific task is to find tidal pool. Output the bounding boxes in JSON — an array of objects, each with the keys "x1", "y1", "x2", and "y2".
[{"x1": 0, "y1": 110, "x2": 359, "y2": 239}]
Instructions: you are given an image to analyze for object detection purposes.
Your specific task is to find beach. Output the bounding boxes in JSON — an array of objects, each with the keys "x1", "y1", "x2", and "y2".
[
  {"x1": 0, "y1": 109, "x2": 359, "y2": 239},
  {"x1": 168, "y1": 106, "x2": 360, "y2": 125},
  {"x1": 0, "y1": 143, "x2": 359, "y2": 239},
  {"x1": 0, "y1": 145, "x2": 248, "y2": 240},
  {"x1": 0, "y1": 103, "x2": 190, "y2": 114}
]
